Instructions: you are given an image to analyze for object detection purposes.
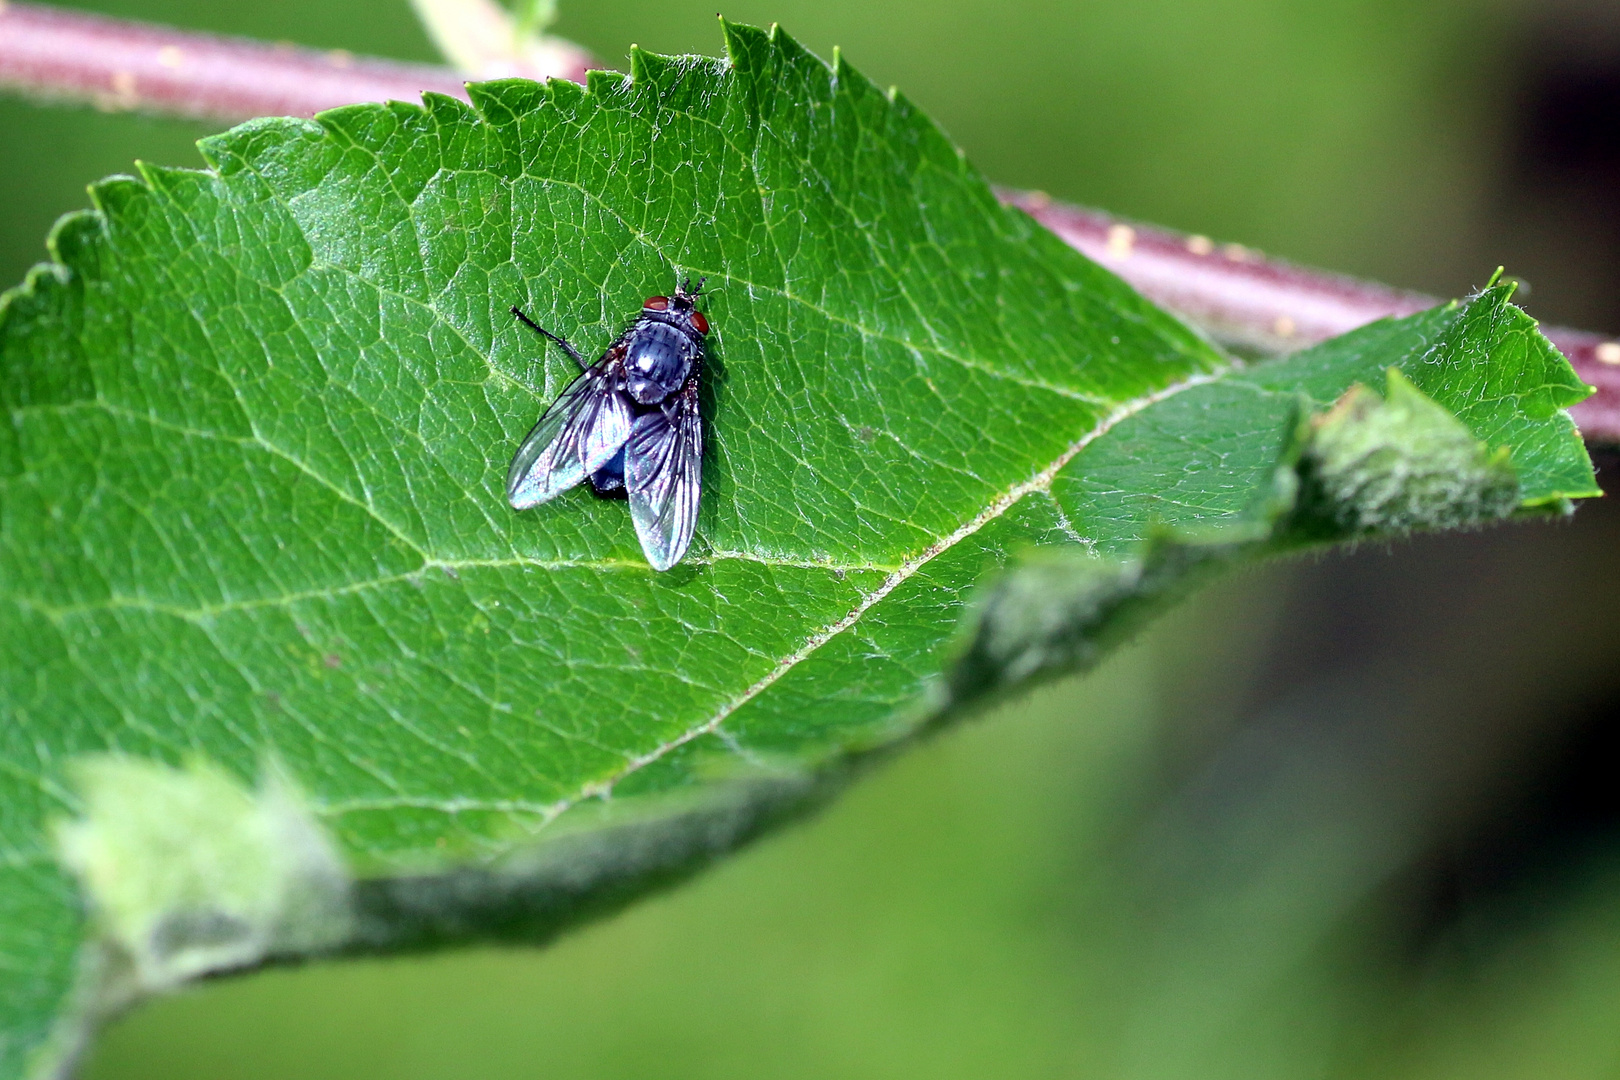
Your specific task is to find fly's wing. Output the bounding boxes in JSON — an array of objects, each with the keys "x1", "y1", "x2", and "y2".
[
  {"x1": 626, "y1": 378, "x2": 703, "y2": 571},
  {"x1": 506, "y1": 348, "x2": 632, "y2": 510}
]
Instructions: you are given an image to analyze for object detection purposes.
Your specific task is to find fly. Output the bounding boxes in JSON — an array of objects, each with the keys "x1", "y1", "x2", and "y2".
[{"x1": 506, "y1": 277, "x2": 709, "y2": 571}]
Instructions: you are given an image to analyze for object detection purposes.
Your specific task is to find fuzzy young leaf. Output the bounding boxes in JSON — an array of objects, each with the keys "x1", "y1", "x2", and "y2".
[
  {"x1": 0, "y1": 23, "x2": 1596, "y2": 1077},
  {"x1": 948, "y1": 361, "x2": 1550, "y2": 707}
]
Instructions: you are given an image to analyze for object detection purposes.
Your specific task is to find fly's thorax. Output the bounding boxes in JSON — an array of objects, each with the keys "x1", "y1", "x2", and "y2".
[{"x1": 623, "y1": 318, "x2": 698, "y2": 404}]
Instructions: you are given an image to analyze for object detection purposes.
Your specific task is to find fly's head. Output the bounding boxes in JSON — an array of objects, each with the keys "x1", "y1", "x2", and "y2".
[{"x1": 640, "y1": 276, "x2": 710, "y2": 340}]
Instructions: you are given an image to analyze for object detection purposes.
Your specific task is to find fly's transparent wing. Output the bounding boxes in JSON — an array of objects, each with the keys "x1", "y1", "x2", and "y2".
[
  {"x1": 506, "y1": 351, "x2": 632, "y2": 510},
  {"x1": 626, "y1": 379, "x2": 703, "y2": 571}
]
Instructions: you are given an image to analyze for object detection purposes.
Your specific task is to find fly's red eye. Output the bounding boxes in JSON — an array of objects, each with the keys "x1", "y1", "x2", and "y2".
[
  {"x1": 644, "y1": 296, "x2": 669, "y2": 311},
  {"x1": 690, "y1": 311, "x2": 709, "y2": 334}
]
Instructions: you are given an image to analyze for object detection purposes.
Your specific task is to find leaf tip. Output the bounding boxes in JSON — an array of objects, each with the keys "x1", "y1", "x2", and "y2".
[{"x1": 719, "y1": 19, "x2": 758, "y2": 54}]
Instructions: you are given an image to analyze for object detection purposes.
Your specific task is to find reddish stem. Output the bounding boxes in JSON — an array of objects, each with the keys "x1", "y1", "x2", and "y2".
[
  {"x1": 2, "y1": 1, "x2": 1616, "y2": 442},
  {"x1": 1002, "y1": 193, "x2": 1620, "y2": 445},
  {"x1": 0, "y1": 0, "x2": 588, "y2": 120}
]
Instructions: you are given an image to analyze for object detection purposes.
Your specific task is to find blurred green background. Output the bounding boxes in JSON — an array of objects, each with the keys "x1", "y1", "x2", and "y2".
[{"x1": 5, "y1": 1, "x2": 1620, "y2": 1077}]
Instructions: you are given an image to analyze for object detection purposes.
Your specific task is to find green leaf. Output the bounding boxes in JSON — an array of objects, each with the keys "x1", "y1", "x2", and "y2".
[
  {"x1": 0, "y1": 22, "x2": 1595, "y2": 1077},
  {"x1": 946, "y1": 361, "x2": 1555, "y2": 707}
]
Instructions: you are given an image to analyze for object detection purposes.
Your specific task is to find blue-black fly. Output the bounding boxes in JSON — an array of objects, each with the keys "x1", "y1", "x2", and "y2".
[{"x1": 506, "y1": 278, "x2": 709, "y2": 571}]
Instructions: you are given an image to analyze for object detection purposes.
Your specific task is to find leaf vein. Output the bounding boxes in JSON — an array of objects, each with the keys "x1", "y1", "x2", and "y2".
[{"x1": 544, "y1": 366, "x2": 1229, "y2": 811}]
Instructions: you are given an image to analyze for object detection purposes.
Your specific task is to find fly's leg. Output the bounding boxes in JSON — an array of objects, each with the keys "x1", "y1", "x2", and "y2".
[{"x1": 511, "y1": 305, "x2": 587, "y2": 370}]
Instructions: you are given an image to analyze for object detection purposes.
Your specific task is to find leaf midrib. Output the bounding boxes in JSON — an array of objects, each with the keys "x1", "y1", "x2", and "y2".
[
  {"x1": 4, "y1": 363, "x2": 1231, "y2": 853},
  {"x1": 521, "y1": 365, "x2": 1233, "y2": 825}
]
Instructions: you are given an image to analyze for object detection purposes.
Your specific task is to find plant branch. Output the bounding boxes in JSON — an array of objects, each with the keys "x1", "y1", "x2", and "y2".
[
  {"x1": 0, "y1": 0, "x2": 587, "y2": 121},
  {"x1": 2, "y1": 0, "x2": 1616, "y2": 443},
  {"x1": 1000, "y1": 192, "x2": 1620, "y2": 445}
]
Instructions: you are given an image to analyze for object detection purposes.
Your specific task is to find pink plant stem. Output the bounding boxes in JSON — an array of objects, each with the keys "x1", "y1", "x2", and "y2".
[
  {"x1": 1002, "y1": 192, "x2": 1620, "y2": 445},
  {"x1": 0, "y1": 0, "x2": 538, "y2": 120},
  {"x1": 2, "y1": 1, "x2": 1616, "y2": 442}
]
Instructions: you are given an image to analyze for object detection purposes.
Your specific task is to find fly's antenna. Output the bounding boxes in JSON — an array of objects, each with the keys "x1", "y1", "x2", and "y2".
[{"x1": 679, "y1": 275, "x2": 707, "y2": 298}]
